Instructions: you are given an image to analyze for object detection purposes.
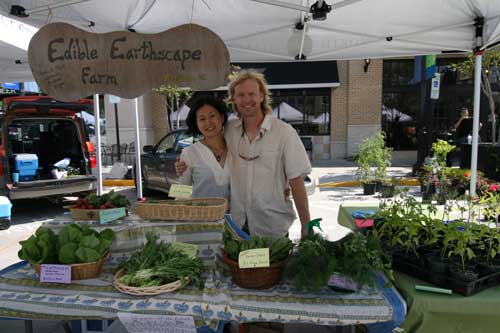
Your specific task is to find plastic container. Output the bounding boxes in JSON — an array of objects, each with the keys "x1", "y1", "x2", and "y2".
[
  {"x1": 393, "y1": 256, "x2": 500, "y2": 296},
  {"x1": 14, "y1": 154, "x2": 38, "y2": 178},
  {"x1": 0, "y1": 196, "x2": 12, "y2": 219}
]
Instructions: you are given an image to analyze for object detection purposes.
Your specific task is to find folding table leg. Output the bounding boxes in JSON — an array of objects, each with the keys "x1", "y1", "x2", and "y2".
[{"x1": 24, "y1": 320, "x2": 33, "y2": 333}]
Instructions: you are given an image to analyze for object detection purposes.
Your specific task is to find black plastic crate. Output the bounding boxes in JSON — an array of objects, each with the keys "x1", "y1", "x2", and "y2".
[
  {"x1": 393, "y1": 258, "x2": 500, "y2": 296},
  {"x1": 0, "y1": 218, "x2": 10, "y2": 230}
]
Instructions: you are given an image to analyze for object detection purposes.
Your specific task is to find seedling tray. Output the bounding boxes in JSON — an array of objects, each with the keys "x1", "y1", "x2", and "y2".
[{"x1": 393, "y1": 257, "x2": 500, "y2": 296}]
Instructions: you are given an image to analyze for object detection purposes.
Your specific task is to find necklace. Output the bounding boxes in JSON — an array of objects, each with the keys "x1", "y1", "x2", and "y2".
[{"x1": 202, "y1": 140, "x2": 226, "y2": 162}]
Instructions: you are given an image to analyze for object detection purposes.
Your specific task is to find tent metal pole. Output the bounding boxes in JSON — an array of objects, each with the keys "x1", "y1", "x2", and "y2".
[
  {"x1": 470, "y1": 52, "x2": 483, "y2": 198},
  {"x1": 298, "y1": 2, "x2": 309, "y2": 59},
  {"x1": 93, "y1": 94, "x2": 103, "y2": 196},
  {"x1": 133, "y1": 98, "x2": 143, "y2": 199}
]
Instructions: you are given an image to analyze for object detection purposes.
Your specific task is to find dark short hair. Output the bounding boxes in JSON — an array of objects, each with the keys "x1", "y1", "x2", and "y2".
[{"x1": 186, "y1": 97, "x2": 228, "y2": 135}]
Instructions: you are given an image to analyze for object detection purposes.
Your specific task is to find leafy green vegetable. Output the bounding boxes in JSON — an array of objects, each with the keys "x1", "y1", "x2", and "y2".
[
  {"x1": 222, "y1": 231, "x2": 293, "y2": 263},
  {"x1": 99, "y1": 228, "x2": 115, "y2": 241},
  {"x1": 118, "y1": 232, "x2": 204, "y2": 288},
  {"x1": 18, "y1": 236, "x2": 42, "y2": 263},
  {"x1": 286, "y1": 232, "x2": 392, "y2": 291},
  {"x1": 18, "y1": 224, "x2": 115, "y2": 265},
  {"x1": 285, "y1": 233, "x2": 337, "y2": 291},
  {"x1": 59, "y1": 243, "x2": 78, "y2": 264},
  {"x1": 76, "y1": 247, "x2": 101, "y2": 263},
  {"x1": 81, "y1": 235, "x2": 100, "y2": 249}
]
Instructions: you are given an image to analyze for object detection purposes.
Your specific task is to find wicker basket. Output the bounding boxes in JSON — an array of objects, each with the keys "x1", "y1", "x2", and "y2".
[
  {"x1": 32, "y1": 251, "x2": 109, "y2": 281},
  {"x1": 221, "y1": 249, "x2": 289, "y2": 289},
  {"x1": 113, "y1": 269, "x2": 189, "y2": 296},
  {"x1": 134, "y1": 198, "x2": 227, "y2": 221},
  {"x1": 69, "y1": 208, "x2": 103, "y2": 220},
  {"x1": 69, "y1": 207, "x2": 128, "y2": 221}
]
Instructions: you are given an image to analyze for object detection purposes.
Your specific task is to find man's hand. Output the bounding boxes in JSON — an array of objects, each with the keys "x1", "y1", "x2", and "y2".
[
  {"x1": 301, "y1": 224, "x2": 309, "y2": 240},
  {"x1": 175, "y1": 157, "x2": 187, "y2": 176}
]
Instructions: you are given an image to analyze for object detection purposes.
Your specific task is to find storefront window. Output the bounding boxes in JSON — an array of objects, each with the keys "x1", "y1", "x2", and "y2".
[
  {"x1": 382, "y1": 90, "x2": 418, "y2": 150},
  {"x1": 272, "y1": 89, "x2": 330, "y2": 136},
  {"x1": 192, "y1": 89, "x2": 331, "y2": 136}
]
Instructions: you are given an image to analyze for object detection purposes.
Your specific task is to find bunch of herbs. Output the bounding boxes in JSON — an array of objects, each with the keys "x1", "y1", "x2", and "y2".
[{"x1": 118, "y1": 232, "x2": 204, "y2": 288}]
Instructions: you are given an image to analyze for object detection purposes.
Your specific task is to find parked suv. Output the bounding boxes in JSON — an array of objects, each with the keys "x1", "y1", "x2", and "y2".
[
  {"x1": 0, "y1": 96, "x2": 97, "y2": 200},
  {"x1": 136, "y1": 129, "x2": 315, "y2": 196}
]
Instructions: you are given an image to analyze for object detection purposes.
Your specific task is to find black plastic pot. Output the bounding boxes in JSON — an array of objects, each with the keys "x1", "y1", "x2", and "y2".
[
  {"x1": 363, "y1": 182, "x2": 376, "y2": 195},
  {"x1": 450, "y1": 265, "x2": 479, "y2": 282},
  {"x1": 477, "y1": 260, "x2": 500, "y2": 276},
  {"x1": 380, "y1": 184, "x2": 395, "y2": 198},
  {"x1": 0, "y1": 218, "x2": 10, "y2": 230},
  {"x1": 422, "y1": 184, "x2": 436, "y2": 202},
  {"x1": 427, "y1": 255, "x2": 450, "y2": 274}
]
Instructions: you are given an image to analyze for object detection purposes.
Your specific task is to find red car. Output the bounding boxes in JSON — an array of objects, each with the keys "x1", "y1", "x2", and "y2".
[{"x1": 0, "y1": 96, "x2": 97, "y2": 200}]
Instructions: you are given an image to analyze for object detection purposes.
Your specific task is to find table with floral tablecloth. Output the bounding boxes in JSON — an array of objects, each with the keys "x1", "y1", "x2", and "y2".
[{"x1": 0, "y1": 216, "x2": 405, "y2": 332}]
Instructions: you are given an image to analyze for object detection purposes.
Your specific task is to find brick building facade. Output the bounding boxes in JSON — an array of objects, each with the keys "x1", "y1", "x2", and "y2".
[{"x1": 104, "y1": 59, "x2": 384, "y2": 160}]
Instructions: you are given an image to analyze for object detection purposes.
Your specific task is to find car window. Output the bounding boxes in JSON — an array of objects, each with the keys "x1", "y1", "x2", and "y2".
[
  {"x1": 175, "y1": 132, "x2": 195, "y2": 152},
  {"x1": 156, "y1": 133, "x2": 176, "y2": 153}
]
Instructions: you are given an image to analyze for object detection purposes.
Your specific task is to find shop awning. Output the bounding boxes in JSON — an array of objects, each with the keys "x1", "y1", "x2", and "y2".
[{"x1": 231, "y1": 61, "x2": 339, "y2": 89}]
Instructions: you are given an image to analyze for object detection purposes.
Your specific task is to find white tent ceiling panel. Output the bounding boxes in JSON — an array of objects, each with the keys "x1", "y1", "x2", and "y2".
[{"x1": 0, "y1": 0, "x2": 499, "y2": 81}]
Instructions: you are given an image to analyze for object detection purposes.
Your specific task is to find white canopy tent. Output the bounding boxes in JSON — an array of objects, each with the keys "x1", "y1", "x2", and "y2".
[
  {"x1": 0, "y1": 0, "x2": 499, "y2": 197},
  {"x1": 272, "y1": 102, "x2": 303, "y2": 123},
  {"x1": 382, "y1": 106, "x2": 413, "y2": 123},
  {"x1": 1, "y1": 0, "x2": 499, "y2": 64}
]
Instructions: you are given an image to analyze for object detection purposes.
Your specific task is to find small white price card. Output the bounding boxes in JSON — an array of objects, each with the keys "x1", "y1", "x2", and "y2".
[
  {"x1": 238, "y1": 248, "x2": 270, "y2": 268},
  {"x1": 170, "y1": 242, "x2": 198, "y2": 259},
  {"x1": 117, "y1": 313, "x2": 196, "y2": 333},
  {"x1": 40, "y1": 264, "x2": 71, "y2": 284},
  {"x1": 169, "y1": 184, "x2": 193, "y2": 199}
]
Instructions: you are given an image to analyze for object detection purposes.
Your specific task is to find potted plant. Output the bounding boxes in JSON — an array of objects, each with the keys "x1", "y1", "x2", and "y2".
[
  {"x1": 380, "y1": 177, "x2": 397, "y2": 198},
  {"x1": 475, "y1": 224, "x2": 500, "y2": 275},
  {"x1": 443, "y1": 222, "x2": 479, "y2": 282},
  {"x1": 479, "y1": 190, "x2": 500, "y2": 223},
  {"x1": 424, "y1": 140, "x2": 456, "y2": 205},
  {"x1": 355, "y1": 132, "x2": 392, "y2": 195}
]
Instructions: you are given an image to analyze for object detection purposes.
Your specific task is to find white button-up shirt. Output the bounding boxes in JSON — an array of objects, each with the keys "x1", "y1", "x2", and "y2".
[
  {"x1": 225, "y1": 114, "x2": 311, "y2": 237},
  {"x1": 178, "y1": 141, "x2": 231, "y2": 201}
]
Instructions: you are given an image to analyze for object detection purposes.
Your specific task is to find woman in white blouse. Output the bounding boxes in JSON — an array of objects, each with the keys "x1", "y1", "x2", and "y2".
[{"x1": 177, "y1": 97, "x2": 230, "y2": 201}]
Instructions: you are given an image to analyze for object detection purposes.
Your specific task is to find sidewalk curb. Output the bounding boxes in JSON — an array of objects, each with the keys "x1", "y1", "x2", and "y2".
[
  {"x1": 318, "y1": 178, "x2": 420, "y2": 188},
  {"x1": 102, "y1": 179, "x2": 134, "y2": 186}
]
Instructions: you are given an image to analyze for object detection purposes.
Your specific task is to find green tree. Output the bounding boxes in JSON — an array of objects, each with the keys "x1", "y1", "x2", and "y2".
[
  {"x1": 452, "y1": 50, "x2": 500, "y2": 143},
  {"x1": 153, "y1": 85, "x2": 193, "y2": 131}
]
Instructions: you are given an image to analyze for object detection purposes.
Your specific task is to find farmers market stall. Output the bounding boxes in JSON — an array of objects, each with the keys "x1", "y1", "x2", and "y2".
[{"x1": 0, "y1": 213, "x2": 405, "y2": 333}]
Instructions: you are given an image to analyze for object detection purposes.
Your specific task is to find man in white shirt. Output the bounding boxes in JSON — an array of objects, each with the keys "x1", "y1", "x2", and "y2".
[{"x1": 225, "y1": 70, "x2": 312, "y2": 239}]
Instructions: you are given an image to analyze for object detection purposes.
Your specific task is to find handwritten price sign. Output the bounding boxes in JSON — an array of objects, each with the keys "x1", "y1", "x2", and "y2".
[
  {"x1": 40, "y1": 264, "x2": 71, "y2": 284},
  {"x1": 169, "y1": 184, "x2": 193, "y2": 199},
  {"x1": 238, "y1": 248, "x2": 270, "y2": 269}
]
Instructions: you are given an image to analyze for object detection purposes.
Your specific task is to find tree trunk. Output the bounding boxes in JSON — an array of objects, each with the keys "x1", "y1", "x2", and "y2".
[{"x1": 176, "y1": 97, "x2": 180, "y2": 130}]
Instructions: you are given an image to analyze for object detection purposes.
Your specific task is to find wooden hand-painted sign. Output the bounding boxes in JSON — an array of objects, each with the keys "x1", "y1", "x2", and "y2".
[{"x1": 28, "y1": 23, "x2": 230, "y2": 101}]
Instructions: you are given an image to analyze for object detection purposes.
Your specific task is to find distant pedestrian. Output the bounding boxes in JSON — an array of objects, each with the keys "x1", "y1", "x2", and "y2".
[{"x1": 454, "y1": 107, "x2": 481, "y2": 143}]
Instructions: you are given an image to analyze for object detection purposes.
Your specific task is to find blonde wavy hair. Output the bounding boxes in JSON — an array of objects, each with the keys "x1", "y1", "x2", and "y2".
[{"x1": 225, "y1": 70, "x2": 272, "y2": 115}]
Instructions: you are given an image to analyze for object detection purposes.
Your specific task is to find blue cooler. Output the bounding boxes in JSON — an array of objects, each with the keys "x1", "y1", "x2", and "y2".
[
  {"x1": 14, "y1": 154, "x2": 38, "y2": 181},
  {"x1": 0, "y1": 196, "x2": 11, "y2": 230}
]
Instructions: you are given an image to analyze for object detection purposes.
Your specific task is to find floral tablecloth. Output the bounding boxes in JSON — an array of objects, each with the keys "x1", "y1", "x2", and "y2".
[{"x1": 0, "y1": 216, "x2": 405, "y2": 331}]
